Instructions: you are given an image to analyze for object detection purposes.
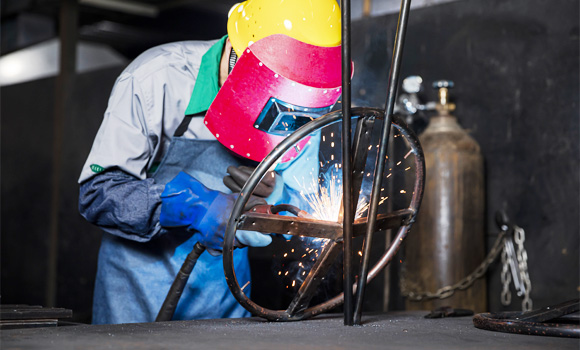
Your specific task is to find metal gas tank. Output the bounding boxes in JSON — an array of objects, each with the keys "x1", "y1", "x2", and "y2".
[{"x1": 403, "y1": 81, "x2": 487, "y2": 312}]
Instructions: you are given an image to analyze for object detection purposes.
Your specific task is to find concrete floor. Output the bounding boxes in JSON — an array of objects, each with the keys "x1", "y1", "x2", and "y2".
[{"x1": 1, "y1": 311, "x2": 578, "y2": 349}]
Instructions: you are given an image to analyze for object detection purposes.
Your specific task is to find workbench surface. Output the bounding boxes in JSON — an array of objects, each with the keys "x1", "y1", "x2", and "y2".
[{"x1": 1, "y1": 311, "x2": 577, "y2": 349}]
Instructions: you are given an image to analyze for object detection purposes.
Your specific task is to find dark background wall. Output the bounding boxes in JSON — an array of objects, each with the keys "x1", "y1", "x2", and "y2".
[
  {"x1": 351, "y1": 0, "x2": 579, "y2": 311},
  {"x1": 1, "y1": 0, "x2": 578, "y2": 323},
  {"x1": 1, "y1": 67, "x2": 123, "y2": 322}
]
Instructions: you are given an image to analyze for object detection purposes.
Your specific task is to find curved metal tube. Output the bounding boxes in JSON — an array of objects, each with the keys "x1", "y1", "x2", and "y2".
[
  {"x1": 473, "y1": 311, "x2": 580, "y2": 338},
  {"x1": 223, "y1": 107, "x2": 425, "y2": 321}
]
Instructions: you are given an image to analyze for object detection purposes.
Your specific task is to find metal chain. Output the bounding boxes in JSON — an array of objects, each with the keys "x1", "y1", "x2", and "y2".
[
  {"x1": 514, "y1": 225, "x2": 533, "y2": 311},
  {"x1": 402, "y1": 225, "x2": 533, "y2": 312},
  {"x1": 401, "y1": 230, "x2": 507, "y2": 301},
  {"x1": 500, "y1": 247, "x2": 512, "y2": 306}
]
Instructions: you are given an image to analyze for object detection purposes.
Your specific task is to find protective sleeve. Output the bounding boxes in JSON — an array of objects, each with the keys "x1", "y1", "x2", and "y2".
[
  {"x1": 79, "y1": 72, "x2": 155, "y2": 183},
  {"x1": 79, "y1": 169, "x2": 167, "y2": 242}
]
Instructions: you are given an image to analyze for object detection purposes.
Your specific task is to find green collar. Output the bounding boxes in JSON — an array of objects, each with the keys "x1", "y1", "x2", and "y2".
[{"x1": 184, "y1": 35, "x2": 228, "y2": 116}]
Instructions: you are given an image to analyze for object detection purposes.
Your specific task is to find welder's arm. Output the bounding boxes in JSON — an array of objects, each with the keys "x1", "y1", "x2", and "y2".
[
  {"x1": 160, "y1": 171, "x2": 272, "y2": 252},
  {"x1": 79, "y1": 169, "x2": 166, "y2": 242}
]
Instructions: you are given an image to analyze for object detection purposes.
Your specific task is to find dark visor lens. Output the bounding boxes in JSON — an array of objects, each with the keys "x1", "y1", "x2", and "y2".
[{"x1": 254, "y1": 98, "x2": 333, "y2": 136}]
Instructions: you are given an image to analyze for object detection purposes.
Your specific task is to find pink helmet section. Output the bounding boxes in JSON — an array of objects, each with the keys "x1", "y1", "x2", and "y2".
[{"x1": 204, "y1": 34, "x2": 342, "y2": 162}]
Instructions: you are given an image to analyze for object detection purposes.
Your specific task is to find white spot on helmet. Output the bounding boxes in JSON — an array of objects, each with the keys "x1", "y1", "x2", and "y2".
[
  {"x1": 246, "y1": 153, "x2": 251, "y2": 157},
  {"x1": 238, "y1": 4, "x2": 244, "y2": 13},
  {"x1": 284, "y1": 20, "x2": 292, "y2": 31},
  {"x1": 274, "y1": 73, "x2": 279, "y2": 78},
  {"x1": 216, "y1": 134, "x2": 220, "y2": 138},
  {"x1": 228, "y1": 4, "x2": 238, "y2": 18},
  {"x1": 259, "y1": 62, "x2": 263, "y2": 66},
  {"x1": 230, "y1": 145, "x2": 234, "y2": 149}
]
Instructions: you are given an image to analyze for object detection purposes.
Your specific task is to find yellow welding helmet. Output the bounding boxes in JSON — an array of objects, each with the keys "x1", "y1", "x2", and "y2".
[{"x1": 227, "y1": 0, "x2": 341, "y2": 57}]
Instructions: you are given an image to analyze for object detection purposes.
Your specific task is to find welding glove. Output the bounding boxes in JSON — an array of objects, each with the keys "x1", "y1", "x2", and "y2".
[
  {"x1": 223, "y1": 166, "x2": 277, "y2": 198},
  {"x1": 160, "y1": 172, "x2": 272, "y2": 253}
]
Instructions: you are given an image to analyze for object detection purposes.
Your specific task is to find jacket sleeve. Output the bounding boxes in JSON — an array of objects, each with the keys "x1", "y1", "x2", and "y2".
[{"x1": 79, "y1": 169, "x2": 167, "y2": 242}]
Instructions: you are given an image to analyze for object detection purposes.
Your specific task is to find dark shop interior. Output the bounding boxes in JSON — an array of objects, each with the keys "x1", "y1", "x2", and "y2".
[{"x1": 1, "y1": 0, "x2": 579, "y2": 348}]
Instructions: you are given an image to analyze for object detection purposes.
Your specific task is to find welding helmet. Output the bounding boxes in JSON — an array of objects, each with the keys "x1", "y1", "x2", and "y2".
[
  {"x1": 204, "y1": 1, "x2": 342, "y2": 162},
  {"x1": 226, "y1": 0, "x2": 341, "y2": 57}
]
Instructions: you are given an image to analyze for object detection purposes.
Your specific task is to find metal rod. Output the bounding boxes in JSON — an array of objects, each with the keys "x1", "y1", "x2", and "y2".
[
  {"x1": 156, "y1": 242, "x2": 206, "y2": 321},
  {"x1": 341, "y1": 0, "x2": 354, "y2": 327},
  {"x1": 354, "y1": 0, "x2": 412, "y2": 325},
  {"x1": 47, "y1": 0, "x2": 78, "y2": 307},
  {"x1": 286, "y1": 241, "x2": 342, "y2": 316},
  {"x1": 239, "y1": 208, "x2": 414, "y2": 240},
  {"x1": 223, "y1": 108, "x2": 425, "y2": 322}
]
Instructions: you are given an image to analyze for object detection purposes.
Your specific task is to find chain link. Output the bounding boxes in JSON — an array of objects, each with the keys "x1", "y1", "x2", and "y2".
[
  {"x1": 501, "y1": 247, "x2": 512, "y2": 306},
  {"x1": 401, "y1": 225, "x2": 533, "y2": 312},
  {"x1": 514, "y1": 226, "x2": 533, "y2": 311},
  {"x1": 401, "y1": 230, "x2": 507, "y2": 301}
]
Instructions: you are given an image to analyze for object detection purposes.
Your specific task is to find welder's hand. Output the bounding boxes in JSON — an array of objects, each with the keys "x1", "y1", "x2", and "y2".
[
  {"x1": 160, "y1": 172, "x2": 272, "y2": 253},
  {"x1": 223, "y1": 166, "x2": 276, "y2": 198}
]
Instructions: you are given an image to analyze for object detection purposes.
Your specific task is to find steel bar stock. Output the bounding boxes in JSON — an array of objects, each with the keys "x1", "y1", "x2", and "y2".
[
  {"x1": 341, "y1": 0, "x2": 354, "y2": 326},
  {"x1": 354, "y1": 0, "x2": 412, "y2": 325}
]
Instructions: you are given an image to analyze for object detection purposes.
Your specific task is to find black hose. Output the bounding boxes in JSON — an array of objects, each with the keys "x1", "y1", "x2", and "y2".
[{"x1": 156, "y1": 242, "x2": 206, "y2": 322}]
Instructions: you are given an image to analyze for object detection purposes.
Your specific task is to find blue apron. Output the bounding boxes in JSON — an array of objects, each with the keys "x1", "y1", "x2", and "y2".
[{"x1": 92, "y1": 117, "x2": 252, "y2": 324}]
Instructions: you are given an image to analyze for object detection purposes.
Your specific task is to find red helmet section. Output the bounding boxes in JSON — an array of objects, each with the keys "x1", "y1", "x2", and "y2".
[{"x1": 204, "y1": 34, "x2": 342, "y2": 162}]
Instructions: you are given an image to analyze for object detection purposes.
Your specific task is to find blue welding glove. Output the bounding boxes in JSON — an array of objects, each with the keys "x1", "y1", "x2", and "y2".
[{"x1": 160, "y1": 172, "x2": 272, "y2": 253}]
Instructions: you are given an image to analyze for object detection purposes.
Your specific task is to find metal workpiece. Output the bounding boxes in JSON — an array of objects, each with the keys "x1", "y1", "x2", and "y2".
[
  {"x1": 223, "y1": 108, "x2": 425, "y2": 322},
  {"x1": 473, "y1": 299, "x2": 580, "y2": 338},
  {"x1": 286, "y1": 241, "x2": 343, "y2": 316},
  {"x1": 237, "y1": 208, "x2": 415, "y2": 240}
]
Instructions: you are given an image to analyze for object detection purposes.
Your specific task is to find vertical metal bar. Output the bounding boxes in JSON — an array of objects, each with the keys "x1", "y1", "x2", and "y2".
[
  {"x1": 354, "y1": 0, "x2": 412, "y2": 325},
  {"x1": 47, "y1": 0, "x2": 78, "y2": 307},
  {"x1": 383, "y1": 136, "x2": 395, "y2": 311},
  {"x1": 341, "y1": 0, "x2": 354, "y2": 326}
]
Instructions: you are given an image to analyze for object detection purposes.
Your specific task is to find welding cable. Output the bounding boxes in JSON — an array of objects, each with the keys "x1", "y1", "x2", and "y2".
[
  {"x1": 156, "y1": 242, "x2": 206, "y2": 322},
  {"x1": 269, "y1": 203, "x2": 313, "y2": 219}
]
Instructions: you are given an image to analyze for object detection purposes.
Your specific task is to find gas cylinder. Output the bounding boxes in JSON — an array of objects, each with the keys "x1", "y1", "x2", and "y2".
[{"x1": 403, "y1": 80, "x2": 487, "y2": 312}]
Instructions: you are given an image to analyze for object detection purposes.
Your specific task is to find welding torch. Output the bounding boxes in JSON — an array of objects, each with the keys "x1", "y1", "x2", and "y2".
[{"x1": 155, "y1": 203, "x2": 309, "y2": 322}]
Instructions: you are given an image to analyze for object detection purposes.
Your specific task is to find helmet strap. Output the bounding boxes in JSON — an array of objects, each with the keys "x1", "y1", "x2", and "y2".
[{"x1": 228, "y1": 49, "x2": 238, "y2": 74}]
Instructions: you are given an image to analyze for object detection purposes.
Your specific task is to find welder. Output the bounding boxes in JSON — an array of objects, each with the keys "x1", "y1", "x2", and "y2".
[{"x1": 78, "y1": 0, "x2": 342, "y2": 324}]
